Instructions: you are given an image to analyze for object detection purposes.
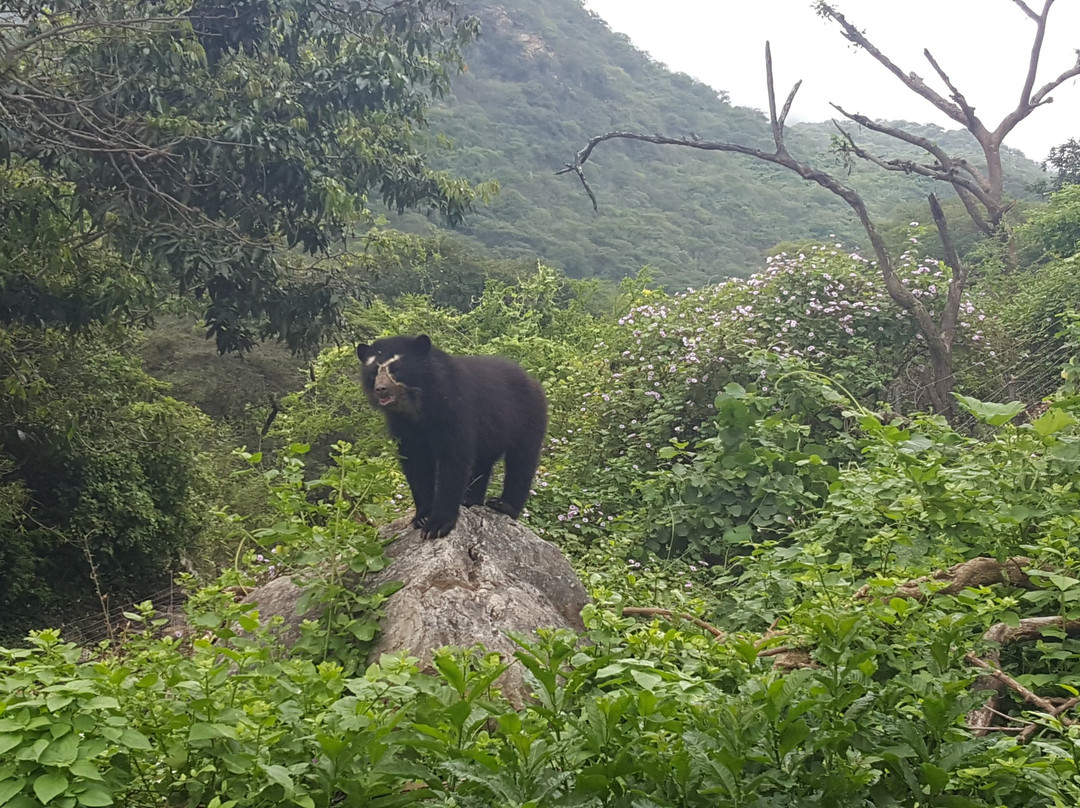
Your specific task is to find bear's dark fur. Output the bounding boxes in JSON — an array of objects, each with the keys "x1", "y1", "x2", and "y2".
[{"x1": 357, "y1": 335, "x2": 548, "y2": 540}]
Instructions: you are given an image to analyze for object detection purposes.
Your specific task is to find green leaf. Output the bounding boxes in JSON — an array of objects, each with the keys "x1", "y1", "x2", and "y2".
[
  {"x1": 75, "y1": 788, "x2": 113, "y2": 807},
  {"x1": 68, "y1": 761, "x2": 103, "y2": 782},
  {"x1": 118, "y1": 730, "x2": 152, "y2": 751},
  {"x1": 40, "y1": 733, "x2": 79, "y2": 766},
  {"x1": 235, "y1": 614, "x2": 260, "y2": 632},
  {"x1": 34, "y1": 773, "x2": 69, "y2": 805},
  {"x1": 778, "y1": 719, "x2": 810, "y2": 757},
  {"x1": 262, "y1": 765, "x2": 294, "y2": 796},
  {"x1": 0, "y1": 777, "x2": 26, "y2": 805},
  {"x1": 46, "y1": 695, "x2": 74, "y2": 712},
  {"x1": 1031, "y1": 407, "x2": 1076, "y2": 437},
  {"x1": 629, "y1": 669, "x2": 662, "y2": 691},
  {"x1": 0, "y1": 734, "x2": 20, "y2": 755},
  {"x1": 920, "y1": 762, "x2": 950, "y2": 792},
  {"x1": 1047, "y1": 574, "x2": 1080, "y2": 591},
  {"x1": 83, "y1": 697, "x2": 119, "y2": 711},
  {"x1": 188, "y1": 723, "x2": 230, "y2": 742},
  {"x1": 952, "y1": 393, "x2": 1024, "y2": 426}
]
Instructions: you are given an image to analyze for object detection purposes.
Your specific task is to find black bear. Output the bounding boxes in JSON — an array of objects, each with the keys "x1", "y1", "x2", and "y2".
[{"x1": 357, "y1": 334, "x2": 548, "y2": 540}]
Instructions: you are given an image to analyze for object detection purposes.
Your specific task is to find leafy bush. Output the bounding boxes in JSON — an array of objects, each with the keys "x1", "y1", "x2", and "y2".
[
  {"x1": 227, "y1": 442, "x2": 404, "y2": 669},
  {"x1": 4, "y1": 599, "x2": 1080, "y2": 808},
  {"x1": 0, "y1": 328, "x2": 223, "y2": 639},
  {"x1": 787, "y1": 396, "x2": 1080, "y2": 574}
]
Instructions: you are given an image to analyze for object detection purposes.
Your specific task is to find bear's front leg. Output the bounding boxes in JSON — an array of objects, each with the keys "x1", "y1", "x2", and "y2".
[
  {"x1": 398, "y1": 442, "x2": 435, "y2": 529},
  {"x1": 422, "y1": 446, "x2": 471, "y2": 540}
]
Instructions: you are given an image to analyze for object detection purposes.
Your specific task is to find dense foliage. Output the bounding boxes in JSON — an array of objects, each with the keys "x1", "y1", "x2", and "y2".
[{"x1": 0, "y1": 0, "x2": 488, "y2": 352}]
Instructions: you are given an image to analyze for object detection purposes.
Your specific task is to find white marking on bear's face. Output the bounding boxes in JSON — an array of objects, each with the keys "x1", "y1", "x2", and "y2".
[
  {"x1": 379, "y1": 354, "x2": 403, "y2": 369},
  {"x1": 364, "y1": 355, "x2": 377, "y2": 366}
]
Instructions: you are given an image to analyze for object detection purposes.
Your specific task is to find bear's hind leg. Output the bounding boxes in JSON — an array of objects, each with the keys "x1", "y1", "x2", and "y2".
[
  {"x1": 463, "y1": 463, "x2": 493, "y2": 507},
  {"x1": 487, "y1": 444, "x2": 541, "y2": 519}
]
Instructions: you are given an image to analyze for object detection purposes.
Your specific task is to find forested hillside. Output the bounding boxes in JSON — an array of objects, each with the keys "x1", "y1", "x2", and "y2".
[{"x1": 389, "y1": 0, "x2": 1046, "y2": 287}]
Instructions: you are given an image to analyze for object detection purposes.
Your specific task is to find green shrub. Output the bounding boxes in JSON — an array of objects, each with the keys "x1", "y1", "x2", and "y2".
[{"x1": 0, "y1": 328, "x2": 222, "y2": 638}]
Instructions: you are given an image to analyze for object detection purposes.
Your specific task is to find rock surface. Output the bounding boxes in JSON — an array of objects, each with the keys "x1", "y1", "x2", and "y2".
[{"x1": 242, "y1": 506, "x2": 588, "y2": 705}]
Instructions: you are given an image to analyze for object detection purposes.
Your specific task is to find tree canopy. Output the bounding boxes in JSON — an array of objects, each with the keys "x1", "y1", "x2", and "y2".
[{"x1": 0, "y1": 0, "x2": 485, "y2": 351}]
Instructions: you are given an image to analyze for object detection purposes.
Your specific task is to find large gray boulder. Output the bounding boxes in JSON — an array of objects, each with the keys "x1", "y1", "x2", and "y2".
[{"x1": 242, "y1": 506, "x2": 588, "y2": 705}]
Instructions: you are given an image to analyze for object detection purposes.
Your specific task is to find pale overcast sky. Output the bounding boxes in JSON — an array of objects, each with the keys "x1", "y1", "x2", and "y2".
[{"x1": 582, "y1": 0, "x2": 1080, "y2": 161}]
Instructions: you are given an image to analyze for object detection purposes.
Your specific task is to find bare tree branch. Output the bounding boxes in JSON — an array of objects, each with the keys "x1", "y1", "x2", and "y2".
[
  {"x1": 1017, "y1": 0, "x2": 1054, "y2": 108},
  {"x1": 1017, "y1": 697, "x2": 1079, "y2": 743},
  {"x1": 922, "y1": 48, "x2": 978, "y2": 129},
  {"x1": 815, "y1": 2, "x2": 971, "y2": 128},
  {"x1": 830, "y1": 106, "x2": 1001, "y2": 234},
  {"x1": 930, "y1": 193, "x2": 969, "y2": 348},
  {"x1": 1010, "y1": 0, "x2": 1042, "y2": 22},
  {"x1": 766, "y1": 42, "x2": 801, "y2": 154}
]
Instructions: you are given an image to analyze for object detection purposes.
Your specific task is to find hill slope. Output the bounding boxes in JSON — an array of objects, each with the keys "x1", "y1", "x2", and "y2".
[{"x1": 396, "y1": 0, "x2": 1045, "y2": 287}]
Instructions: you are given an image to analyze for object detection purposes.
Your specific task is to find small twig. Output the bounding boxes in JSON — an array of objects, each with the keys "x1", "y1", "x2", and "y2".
[
  {"x1": 79, "y1": 532, "x2": 115, "y2": 644},
  {"x1": 622, "y1": 607, "x2": 726, "y2": 639}
]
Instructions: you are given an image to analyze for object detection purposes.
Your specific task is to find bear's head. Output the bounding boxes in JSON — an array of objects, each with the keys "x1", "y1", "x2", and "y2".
[{"x1": 356, "y1": 335, "x2": 432, "y2": 415}]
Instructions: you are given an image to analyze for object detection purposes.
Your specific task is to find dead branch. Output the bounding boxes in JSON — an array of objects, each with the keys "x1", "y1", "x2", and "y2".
[
  {"x1": 967, "y1": 642, "x2": 1078, "y2": 718},
  {"x1": 1017, "y1": 697, "x2": 1079, "y2": 743},
  {"x1": 829, "y1": 106, "x2": 993, "y2": 207},
  {"x1": 622, "y1": 607, "x2": 726, "y2": 639},
  {"x1": 854, "y1": 556, "x2": 1034, "y2": 601},
  {"x1": 930, "y1": 193, "x2": 969, "y2": 348},
  {"x1": 819, "y1": 0, "x2": 1079, "y2": 216},
  {"x1": 815, "y1": 3, "x2": 970, "y2": 128},
  {"x1": 966, "y1": 616, "x2": 1080, "y2": 738}
]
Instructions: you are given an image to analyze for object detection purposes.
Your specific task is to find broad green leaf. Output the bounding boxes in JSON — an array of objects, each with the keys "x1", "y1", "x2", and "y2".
[
  {"x1": 83, "y1": 697, "x2": 119, "y2": 711},
  {"x1": 629, "y1": 669, "x2": 663, "y2": 691},
  {"x1": 920, "y1": 762, "x2": 950, "y2": 792},
  {"x1": 33, "y1": 773, "x2": 68, "y2": 805},
  {"x1": 0, "y1": 777, "x2": 25, "y2": 805},
  {"x1": 75, "y1": 788, "x2": 113, "y2": 807},
  {"x1": 188, "y1": 723, "x2": 230, "y2": 742},
  {"x1": 953, "y1": 393, "x2": 1024, "y2": 426},
  {"x1": 0, "y1": 734, "x2": 20, "y2": 755},
  {"x1": 262, "y1": 765, "x2": 294, "y2": 795},
  {"x1": 118, "y1": 730, "x2": 152, "y2": 750},
  {"x1": 40, "y1": 733, "x2": 79, "y2": 766},
  {"x1": 68, "y1": 761, "x2": 103, "y2": 782},
  {"x1": 1031, "y1": 407, "x2": 1076, "y2": 437},
  {"x1": 46, "y1": 695, "x2": 74, "y2": 712}
]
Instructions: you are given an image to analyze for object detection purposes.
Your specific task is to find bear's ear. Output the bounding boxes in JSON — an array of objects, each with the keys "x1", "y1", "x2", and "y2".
[
  {"x1": 412, "y1": 335, "x2": 433, "y2": 355},
  {"x1": 356, "y1": 344, "x2": 371, "y2": 362}
]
